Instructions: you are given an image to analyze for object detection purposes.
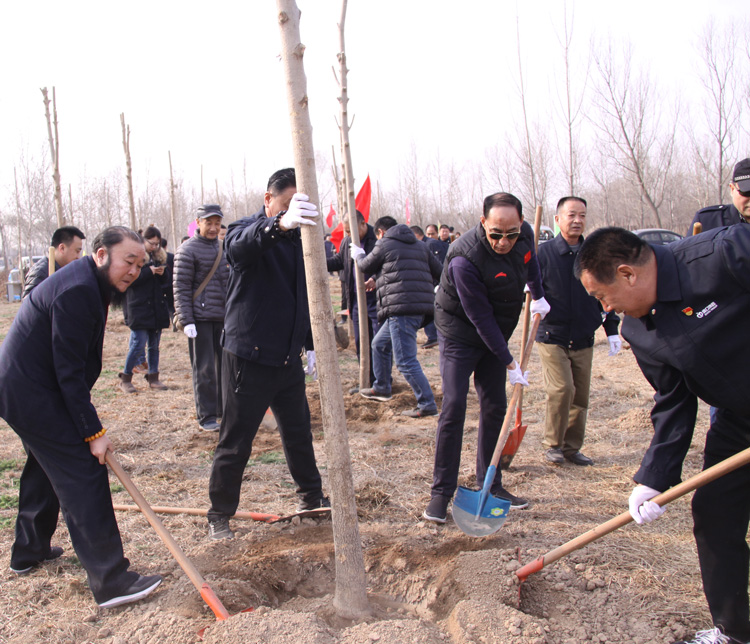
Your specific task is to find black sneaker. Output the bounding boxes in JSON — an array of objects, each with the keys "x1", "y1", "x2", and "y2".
[
  {"x1": 545, "y1": 447, "x2": 564, "y2": 464},
  {"x1": 490, "y1": 485, "x2": 529, "y2": 509},
  {"x1": 208, "y1": 516, "x2": 234, "y2": 540},
  {"x1": 672, "y1": 627, "x2": 738, "y2": 643},
  {"x1": 297, "y1": 495, "x2": 331, "y2": 513},
  {"x1": 98, "y1": 574, "x2": 162, "y2": 608},
  {"x1": 359, "y1": 387, "x2": 392, "y2": 402},
  {"x1": 564, "y1": 451, "x2": 594, "y2": 466},
  {"x1": 10, "y1": 546, "x2": 64, "y2": 575},
  {"x1": 422, "y1": 495, "x2": 450, "y2": 523},
  {"x1": 401, "y1": 407, "x2": 438, "y2": 418},
  {"x1": 422, "y1": 340, "x2": 438, "y2": 349},
  {"x1": 200, "y1": 419, "x2": 220, "y2": 431}
]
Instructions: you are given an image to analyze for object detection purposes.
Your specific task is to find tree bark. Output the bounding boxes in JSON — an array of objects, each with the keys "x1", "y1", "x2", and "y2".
[
  {"x1": 41, "y1": 87, "x2": 64, "y2": 228},
  {"x1": 336, "y1": 0, "x2": 370, "y2": 391},
  {"x1": 120, "y1": 113, "x2": 137, "y2": 230},
  {"x1": 275, "y1": 0, "x2": 370, "y2": 620}
]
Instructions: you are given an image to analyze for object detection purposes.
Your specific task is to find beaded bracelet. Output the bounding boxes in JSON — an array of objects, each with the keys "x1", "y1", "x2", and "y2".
[{"x1": 84, "y1": 428, "x2": 107, "y2": 443}]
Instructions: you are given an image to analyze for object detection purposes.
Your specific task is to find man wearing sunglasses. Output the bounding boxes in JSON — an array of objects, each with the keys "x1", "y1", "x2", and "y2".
[
  {"x1": 423, "y1": 192, "x2": 550, "y2": 523},
  {"x1": 689, "y1": 158, "x2": 750, "y2": 234}
]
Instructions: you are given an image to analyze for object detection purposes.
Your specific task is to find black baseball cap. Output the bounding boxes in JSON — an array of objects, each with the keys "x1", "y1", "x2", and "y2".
[
  {"x1": 732, "y1": 159, "x2": 750, "y2": 192},
  {"x1": 196, "y1": 204, "x2": 223, "y2": 219}
]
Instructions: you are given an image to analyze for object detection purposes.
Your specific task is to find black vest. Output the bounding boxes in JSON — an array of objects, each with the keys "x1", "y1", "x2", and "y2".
[{"x1": 434, "y1": 221, "x2": 535, "y2": 348}]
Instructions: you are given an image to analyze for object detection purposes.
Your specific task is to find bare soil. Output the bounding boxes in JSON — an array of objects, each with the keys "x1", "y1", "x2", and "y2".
[{"x1": 0, "y1": 281, "x2": 714, "y2": 643}]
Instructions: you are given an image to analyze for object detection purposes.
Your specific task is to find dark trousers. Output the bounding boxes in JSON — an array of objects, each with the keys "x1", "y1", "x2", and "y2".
[
  {"x1": 207, "y1": 350, "x2": 323, "y2": 520},
  {"x1": 431, "y1": 333, "x2": 508, "y2": 498},
  {"x1": 692, "y1": 408, "x2": 750, "y2": 640},
  {"x1": 187, "y1": 321, "x2": 223, "y2": 424},
  {"x1": 351, "y1": 296, "x2": 379, "y2": 387},
  {"x1": 10, "y1": 426, "x2": 136, "y2": 603}
]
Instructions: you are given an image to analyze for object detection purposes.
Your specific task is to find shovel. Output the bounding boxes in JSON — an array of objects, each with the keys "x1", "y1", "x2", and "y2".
[
  {"x1": 452, "y1": 314, "x2": 541, "y2": 537},
  {"x1": 106, "y1": 453, "x2": 232, "y2": 621},
  {"x1": 515, "y1": 444, "x2": 750, "y2": 582},
  {"x1": 113, "y1": 503, "x2": 281, "y2": 523}
]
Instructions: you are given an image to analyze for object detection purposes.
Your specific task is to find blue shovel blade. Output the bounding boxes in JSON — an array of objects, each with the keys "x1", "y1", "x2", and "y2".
[{"x1": 452, "y1": 486, "x2": 512, "y2": 537}]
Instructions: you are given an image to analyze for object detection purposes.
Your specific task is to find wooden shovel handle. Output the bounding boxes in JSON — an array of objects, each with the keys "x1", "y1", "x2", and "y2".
[
  {"x1": 489, "y1": 314, "x2": 541, "y2": 470},
  {"x1": 692, "y1": 222, "x2": 703, "y2": 236},
  {"x1": 113, "y1": 503, "x2": 280, "y2": 523},
  {"x1": 516, "y1": 444, "x2": 750, "y2": 581},
  {"x1": 106, "y1": 452, "x2": 230, "y2": 620}
]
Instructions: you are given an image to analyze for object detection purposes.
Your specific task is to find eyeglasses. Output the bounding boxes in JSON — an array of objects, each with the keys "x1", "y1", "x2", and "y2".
[{"x1": 486, "y1": 230, "x2": 521, "y2": 241}]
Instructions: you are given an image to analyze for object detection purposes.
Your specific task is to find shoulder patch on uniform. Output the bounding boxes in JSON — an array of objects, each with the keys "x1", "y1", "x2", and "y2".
[
  {"x1": 524, "y1": 251, "x2": 531, "y2": 264},
  {"x1": 682, "y1": 307, "x2": 693, "y2": 316}
]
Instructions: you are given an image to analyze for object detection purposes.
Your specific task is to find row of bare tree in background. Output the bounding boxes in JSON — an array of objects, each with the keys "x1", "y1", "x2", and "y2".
[{"x1": 1, "y1": 18, "x2": 748, "y2": 267}]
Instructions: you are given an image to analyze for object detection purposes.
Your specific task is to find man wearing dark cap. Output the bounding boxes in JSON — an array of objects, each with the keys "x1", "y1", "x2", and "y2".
[
  {"x1": 576, "y1": 226, "x2": 750, "y2": 644},
  {"x1": 689, "y1": 158, "x2": 750, "y2": 233},
  {"x1": 173, "y1": 205, "x2": 230, "y2": 431}
]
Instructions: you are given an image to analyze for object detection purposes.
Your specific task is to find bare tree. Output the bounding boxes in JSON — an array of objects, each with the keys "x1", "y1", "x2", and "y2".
[
  {"x1": 591, "y1": 40, "x2": 678, "y2": 228},
  {"x1": 120, "y1": 113, "x2": 137, "y2": 229},
  {"x1": 41, "y1": 87, "x2": 64, "y2": 228},
  {"x1": 168, "y1": 152, "x2": 178, "y2": 246},
  {"x1": 276, "y1": 0, "x2": 370, "y2": 620}
]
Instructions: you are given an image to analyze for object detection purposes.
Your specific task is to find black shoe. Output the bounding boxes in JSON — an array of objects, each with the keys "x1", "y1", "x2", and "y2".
[
  {"x1": 98, "y1": 574, "x2": 162, "y2": 608},
  {"x1": 422, "y1": 495, "x2": 450, "y2": 523},
  {"x1": 348, "y1": 386, "x2": 360, "y2": 395},
  {"x1": 200, "y1": 419, "x2": 221, "y2": 431},
  {"x1": 359, "y1": 387, "x2": 392, "y2": 402},
  {"x1": 564, "y1": 451, "x2": 594, "y2": 466},
  {"x1": 401, "y1": 407, "x2": 438, "y2": 418},
  {"x1": 208, "y1": 516, "x2": 234, "y2": 540},
  {"x1": 10, "y1": 546, "x2": 64, "y2": 574},
  {"x1": 422, "y1": 340, "x2": 438, "y2": 349},
  {"x1": 490, "y1": 485, "x2": 529, "y2": 509},
  {"x1": 545, "y1": 447, "x2": 564, "y2": 464},
  {"x1": 297, "y1": 495, "x2": 331, "y2": 513}
]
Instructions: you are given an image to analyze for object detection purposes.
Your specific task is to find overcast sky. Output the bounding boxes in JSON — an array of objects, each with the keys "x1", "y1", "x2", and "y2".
[{"x1": 0, "y1": 0, "x2": 745, "y2": 209}]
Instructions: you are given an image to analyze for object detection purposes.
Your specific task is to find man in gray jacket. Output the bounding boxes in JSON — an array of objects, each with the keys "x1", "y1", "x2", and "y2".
[{"x1": 173, "y1": 205, "x2": 230, "y2": 431}]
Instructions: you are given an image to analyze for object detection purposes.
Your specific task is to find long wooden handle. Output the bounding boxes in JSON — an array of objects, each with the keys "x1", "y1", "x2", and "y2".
[
  {"x1": 106, "y1": 453, "x2": 230, "y2": 620},
  {"x1": 489, "y1": 314, "x2": 541, "y2": 470},
  {"x1": 516, "y1": 445, "x2": 750, "y2": 581},
  {"x1": 692, "y1": 222, "x2": 703, "y2": 236},
  {"x1": 113, "y1": 503, "x2": 280, "y2": 523}
]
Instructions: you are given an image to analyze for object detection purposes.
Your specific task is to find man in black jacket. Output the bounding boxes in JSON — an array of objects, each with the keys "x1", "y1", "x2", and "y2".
[
  {"x1": 688, "y1": 158, "x2": 750, "y2": 234},
  {"x1": 577, "y1": 226, "x2": 750, "y2": 644},
  {"x1": 22, "y1": 225, "x2": 85, "y2": 300},
  {"x1": 411, "y1": 225, "x2": 445, "y2": 349},
  {"x1": 353, "y1": 216, "x2": 443, "y2": 418},
  {"x1": 327, "y1": 210, "x2": 378, "y2": 390},
  {"x1": 206, "y1": 168, "x2": 328, "y2": 541},
  {"x1": 0, "y1": 226, "x2": 161, "y2": 608},
  {"x1": 536, "y1": 196, "x2": 620, "y2": 467}
]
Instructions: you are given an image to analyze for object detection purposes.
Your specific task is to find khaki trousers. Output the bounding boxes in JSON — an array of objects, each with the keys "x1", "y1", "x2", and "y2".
[{"x1": 537, "y1": 343, "x2": 594, "y2": 453}]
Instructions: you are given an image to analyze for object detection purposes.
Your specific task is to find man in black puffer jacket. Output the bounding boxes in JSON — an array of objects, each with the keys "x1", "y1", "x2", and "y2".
[{"x1": 353, "y1": 216, "x2": 443, "y2": 418}]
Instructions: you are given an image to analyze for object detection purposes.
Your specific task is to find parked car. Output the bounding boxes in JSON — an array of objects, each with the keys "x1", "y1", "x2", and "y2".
[
  {"x1": 538, "y1": 225, "x2": 555, "y2": 243},
  {"x1": 632, "y1": 228, "x2": 683, "y2": 246}
]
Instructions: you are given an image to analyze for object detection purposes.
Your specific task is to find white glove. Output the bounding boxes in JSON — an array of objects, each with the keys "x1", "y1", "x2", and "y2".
[
  {"x1": 183, "y1": 324, "x2": 197, "y2": 339},
  {"x1": 530, "y1": 296, "x2": 551, "y2": 320},
  {"x1": 628, "y1": 484, "x2": 665, "y2": 525},
  {"x1": 607, "y1": 335, "x2": 622, "y2": 356},
  {"x1": 304, "y1": 350, "x2": 317, "y2": 380},
  {"x1": 279, "y1": 193, "x2": 319, "y2": 230},
  {"x1": 350, "y1": 243, "x2": 365, "y2": 262},
  {"x1": 507, "y1": 360, "x2": 529, "y2": 387}
]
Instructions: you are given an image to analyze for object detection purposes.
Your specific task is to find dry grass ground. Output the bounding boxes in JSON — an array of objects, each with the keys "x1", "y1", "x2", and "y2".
[{"x1": 0, "y1": 279, "x2": 716, "y2": 643}]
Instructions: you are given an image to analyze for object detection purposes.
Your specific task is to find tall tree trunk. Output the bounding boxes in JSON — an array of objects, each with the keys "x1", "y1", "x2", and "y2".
[
  {"x1": 275, "y1": 0, "x2": 370, "y2": 620},
  {"x1": 120, "y1": 113, "x2": 137, "y2": 230},
  {"x1": 168, "y1": 152, "x2": 178, "y2": 247},
  {"x1": 68, "y1": 184, "x2": 74, "y2": 225},
  {"x1": 13, "y1": 168, "x2": 22, "y2": 274},
  {"x1": 336, "y1": 0, "x2": 370, "y2": 391},
  {"x1": 41, "y1": 87, "x2": 64, "y2": 227}
]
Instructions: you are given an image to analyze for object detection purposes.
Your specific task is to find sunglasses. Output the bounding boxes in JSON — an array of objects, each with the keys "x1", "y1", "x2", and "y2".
[{"x1": 486, "y1": 230, "x2": 521, "y2": 241}]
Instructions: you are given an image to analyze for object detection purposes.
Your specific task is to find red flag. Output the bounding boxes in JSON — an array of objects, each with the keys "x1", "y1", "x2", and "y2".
[
  {"x1": 405, "y1": 197, "x2": 411, "y2": 225},
  {"x1": 326, "y1": 204, "x2": 335, "y2": 228},
  {"x1": 355, "y1": 174, "x2": 372, "y2": 222},
  {"x1": 330, "y1": 222, "x2": 344, "y2": 251}
]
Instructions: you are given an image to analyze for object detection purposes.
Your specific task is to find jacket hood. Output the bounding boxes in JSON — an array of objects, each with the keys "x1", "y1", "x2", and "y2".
[{"x1": 384, "y1": 224, "x2": 417, "y2": 244}]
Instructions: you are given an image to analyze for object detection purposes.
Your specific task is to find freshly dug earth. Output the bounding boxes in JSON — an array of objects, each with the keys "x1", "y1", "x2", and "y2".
[{"x1": 0, "y1": 284, "x2": 714, "y2": 643}]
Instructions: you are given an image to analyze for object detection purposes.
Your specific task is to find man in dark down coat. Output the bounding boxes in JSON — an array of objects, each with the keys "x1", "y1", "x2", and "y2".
[
  {"x1": 353, "y1": 216, "x2": 443, "y2": 418},
  {"x1": 173, "y1": 205, "x2": 230, "y2": 431},
  {"x1": 22, "y1": 225, "x2": 86, "y2": 300},
  {"x1": 206, "y1": 168, "x2": 328, "y2": 541},
  {"x1": 0, "y1": 226, "x2": 162, "y2": 608}
]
